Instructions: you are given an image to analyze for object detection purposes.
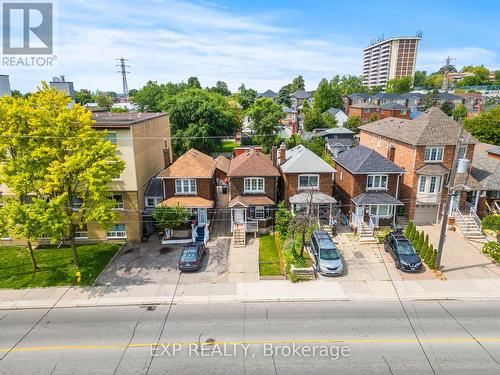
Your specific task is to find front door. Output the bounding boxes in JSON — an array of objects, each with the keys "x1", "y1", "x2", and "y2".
[
  {"x1": 233, "y1": 208, "x2": 245, "y2": 223},
  {"x1": 198, "y1": 208, "x2": 207, "y2": 225}
]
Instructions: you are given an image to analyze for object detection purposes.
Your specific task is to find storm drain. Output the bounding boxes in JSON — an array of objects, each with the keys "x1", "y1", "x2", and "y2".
[{"x1": 353, "y1": 251, "x2": 365, "y2": 259}]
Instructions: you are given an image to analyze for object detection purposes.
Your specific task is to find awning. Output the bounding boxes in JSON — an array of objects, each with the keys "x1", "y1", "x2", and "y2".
[
  {"x1": 352, "y1": 192, "x2": 403, "y2": 206},
  {"x1": 228, "y1": 195, "x2": 275, "y2": 208},
  {"x1": 158, "y1": 196, "x2": 214, "y2": 208},
  {"x1": 289, "y1": 191, "x2": 337, "y2": 205},
  {"x1": 416, "y1": 164, "x2": 449, "y2": 176}
]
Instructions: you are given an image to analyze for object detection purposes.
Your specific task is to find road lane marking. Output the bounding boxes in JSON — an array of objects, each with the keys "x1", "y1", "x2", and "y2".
[{"x1": 2, "y1": 337, "x2": 500, "y2": 353}]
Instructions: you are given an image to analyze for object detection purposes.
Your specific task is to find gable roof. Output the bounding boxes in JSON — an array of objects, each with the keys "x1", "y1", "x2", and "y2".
[
  {"x1": 372, "y1": 93, "x2": 404, "y2": 100},
  {"x1": 333, "y1": 145, "x2": 405, "y2": 174},
  {"x1": 280, "y1": 145, "x2": 336, "y2": 174},
  {"x1": 159, "y1": 148, "x2": 216, "y2": 178},
  {"x1": 380, "y1": 103, "x2": 409, "y2": 110},
  {"x1": 324, "y1": 107, "x2": 346, "y2": 117},
  {"x1": 259, "y1": 89, "x2": 277, "y2": 99},
  {"x1": 347, "y1": 93, "x2": 371, "y2": 100},
  {"x1": 359, "y1": 107, "x2": 477, "y2": 146},
  {"x1": 227, "y1": 148, "x2": 280, "y2": 177},
  {"x1": 290, "y1": 89, "x2": 312, "y2": 99},
  {"x1": 437, "y1": 92, "x2": 463, "y2": 101},
  {"x1": 316, "y1": 127, "x2": 354, "y2": 137},
  {"x1": 465, "y1": 142, "x2": 500, "y2": 190},
  {"x1": 215, "y1": 155, "x2": 230, "y2": 174}
]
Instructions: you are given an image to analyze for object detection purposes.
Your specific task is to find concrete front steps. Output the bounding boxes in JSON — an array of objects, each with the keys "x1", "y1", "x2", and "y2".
[
  {"x1": 358, "y1": 224, "x2": 377, "y2": 244},
  {"x1": 232, "y1": 229, "x2": 246, "y2": 247},
  {"x1": 456, "y1": 214, "x2": 487, "y2": 242},
  {"x1": 396, "y1": 215, "x2": 409, "y2": 229}
]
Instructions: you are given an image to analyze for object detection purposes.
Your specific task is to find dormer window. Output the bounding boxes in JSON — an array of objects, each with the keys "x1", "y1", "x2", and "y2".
[
  {"x1": 424, "y1": 146, "x2": 444, "y2": 162},
  {"x1": 175, "y1": 179, "x2": 196, "y2": 195}
]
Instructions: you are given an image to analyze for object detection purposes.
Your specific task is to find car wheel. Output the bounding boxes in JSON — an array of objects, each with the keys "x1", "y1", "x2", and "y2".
[{"x1": 395, "y1": 260, "x2": 400, "y2": 269}]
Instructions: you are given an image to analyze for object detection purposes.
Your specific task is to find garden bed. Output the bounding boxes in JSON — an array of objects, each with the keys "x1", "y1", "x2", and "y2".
[{"x1": 259, "y1": 234, "x2": 283, "y2": 277}]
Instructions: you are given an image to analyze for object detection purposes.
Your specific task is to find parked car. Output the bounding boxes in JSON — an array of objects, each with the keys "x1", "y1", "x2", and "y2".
[
  {"x1": 384, "y1": 229, "x2": 422, "y2": 272},
  {"x1": 310, "y1": 231, "x2": 344, "y2": 276},
  {"x1": 178, "y1": 242, "x2": 206, "y2": 272}
]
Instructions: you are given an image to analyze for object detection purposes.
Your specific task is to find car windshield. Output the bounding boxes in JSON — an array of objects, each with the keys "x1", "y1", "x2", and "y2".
[
  {"x1": 181, "y1": 248, "x2": 198, "y2": 261},
  {"x1": 397, "y1": 242, "x2": 416, "y2": 256},
  {"x1": 320, "y1": 247, "x2": 340, "y2": 260}
]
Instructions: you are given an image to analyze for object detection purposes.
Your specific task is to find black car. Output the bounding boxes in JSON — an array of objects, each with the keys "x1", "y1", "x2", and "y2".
[
  {"x1": 384, "y1": 229, "x2": 422, "y2": 272},
  {"x1": 178, "y1": 242, "x2": 206, "y2": 272}
]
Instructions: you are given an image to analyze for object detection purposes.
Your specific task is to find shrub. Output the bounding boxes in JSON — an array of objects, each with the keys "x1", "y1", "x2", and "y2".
[
  {"x1": 481, "y1": 215, "x2": 500, "y2": 233},
  {"x1": 483, "y1": 241, "x2": 500, "y2": 264},
  {"x1": 429, "y1": 249, "x2": 437, "y2": 269}
]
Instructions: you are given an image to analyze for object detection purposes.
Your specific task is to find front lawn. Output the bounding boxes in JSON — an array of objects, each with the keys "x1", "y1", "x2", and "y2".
[
  {"x1": 0, "y1": 243, "x2": 122, "y2": 289},
  {"x1": 217, "y1": 139, "x2": 239, "y2": 153},
  {"x1": 259, "y1": 234, "x2": 282, "y2": 276}
]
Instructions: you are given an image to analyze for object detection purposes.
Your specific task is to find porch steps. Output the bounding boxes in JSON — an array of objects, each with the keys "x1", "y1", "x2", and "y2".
[
  {"x1": 456, "y1": 214, "x2": 487, "y2": 242},
  {"x1": 232, "y1": 228, "x2": 246, "y2": 247},
  {"x1": 396, "y1": 216, "x2": 409, "y2": 229},
  {"x1": 195, "y1": 226, "x2": 205, "y2": 243},
  {"x1": 358, "y1": 224, "x2": 377, "y2": 244}
]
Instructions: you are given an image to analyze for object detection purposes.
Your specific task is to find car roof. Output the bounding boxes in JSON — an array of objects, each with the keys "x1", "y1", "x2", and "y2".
[
  {"x1": 313, "y1": 231, "x2": 336, "y2": 249},
  {"x1": 391, "y1": 232, "x2": 410, "y2": 243},
  {"x1": 182, "y1": 244, "x2": 200, "y2": 251}
]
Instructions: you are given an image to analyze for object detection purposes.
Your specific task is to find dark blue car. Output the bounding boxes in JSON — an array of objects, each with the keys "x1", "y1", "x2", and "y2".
[{"x1": 384, "y1": 229, "x2": 422, "y2": 272}]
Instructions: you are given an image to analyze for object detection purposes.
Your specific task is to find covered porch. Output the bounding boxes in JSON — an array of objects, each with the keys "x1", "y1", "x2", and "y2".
[
  {"x1": 157, "y1": 196, "x2": 214, "y2": 244},
  {"x1": 350, "y1": 192, "x2": 404, "y2": 232},
  {"x1": 228, "y1": 195, "x2": 275, "y2": 233},
  {"x1": 289, "y1": 191, "x2": 338, "y2": 226}
]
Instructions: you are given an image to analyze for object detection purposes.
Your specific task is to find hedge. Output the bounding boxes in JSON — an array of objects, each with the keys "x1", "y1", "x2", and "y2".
[
  {"x1": 483, "y1": 241, "x2": 500, "y2": 264},
  {"x1": 404, "y1": 221, "x2": 437, "y2": 269}
]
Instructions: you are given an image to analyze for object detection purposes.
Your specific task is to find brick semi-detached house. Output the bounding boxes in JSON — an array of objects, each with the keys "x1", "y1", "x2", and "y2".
[{"x1": 358, "y1": 107, "x2": 476, "y2": 225}]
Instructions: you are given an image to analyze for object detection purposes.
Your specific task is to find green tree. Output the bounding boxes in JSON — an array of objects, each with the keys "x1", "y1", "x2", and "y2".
[
  {"x1": 425, "y1": 74, "x2": 443, "y2": 89},
  {"x1": 453, "y1": 104, "x2": 467, "y2": 120},
  {"x1": 413, "y1": 71, "x2": 427, "y2": 87},
  {"x1": 344, "y1": 115, "x2": 363, "y2": 134},
  {"x1": 152, "y1": 205, "x2": 191, "y2": 231},
  {"x1": 131, "y1": 81, "x2": 165, "y2": 112},
  {"x1": 481, "y1": 215, "x2": 500, "y2": 233},
  {"x1": 10, "y1": 89, "x2": 23, "y2": 98},
  {"x1": 458, "y1": 66, "x2": 491, "y2": 86},
  {"x1": 75, "y1": 89, "x2": 93, "y2": 105},
  {"x1": 187, "y1": 76, "x2": 201, "y2": 89},
  {"x1": 440, "y1": 101, "x2": 454, "y2": 116},
  {"x1": 290, "y1": 75, "x2": 305, "y2": 92},
  {"x1": 275, "y1": 201, "x2": 292, "y2": 241},
  {"x1": 276, "y1": 84, "x2": 292, "y2": 107},
  {"x1": 94, "y1": 91, "x2": 113, "y2": 110},
  {"x1": 338, "y1": 75, "x2": 366, "y2": 95},
  {"x1": 313, "y1": 78, "x2": 336, "y2": 112},
  {"x1": 210, "y1": 81, "x2": 231, "y2": 96},
  {"x1": 234, "y1": 84, "x2": 257, "y2": 110},
  {"x1": 421, "y1": 89, "x2": 439, "y2": 110},
  {"x1": 323, "y1": 112, "x2": 338, "y2": 128},
  {"x1": 303, "y1": 109, "x2": 326, "y2": 132},
  {"x1": 246, "y1": 97, "x2": 284, "y2": 150},
  {"x1": 464, "y1": 107, "x2": 500, "y2": 145},
  {"x1": 162, "y1": 88, "x2": 241, "y2": 154},
  {"x1": 386, "y1": 77, "x2": 413, "y2": 94}
]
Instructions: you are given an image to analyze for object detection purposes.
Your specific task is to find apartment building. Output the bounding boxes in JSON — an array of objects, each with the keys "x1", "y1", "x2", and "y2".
[{"x1": 362, "y1": 36, "x2": 421, "y2": 89}]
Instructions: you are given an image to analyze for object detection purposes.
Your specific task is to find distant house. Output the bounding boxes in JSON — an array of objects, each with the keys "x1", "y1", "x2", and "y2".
[
  {"x1": 333, "y1": 145, "x2": 405, "y2": 232},
  {"x1": 158, "y1": 149, "x2": 217, "y2": 243},
  {"x1": 348, "y1": 103, "x2": 381, "y2": 123},
  {"x1": 290, "y1": 89, "x2": 314, "y2": 111},
  {"x1": 343, "y1": 93, "x2": 371, "y2": 113},
  {"x1": 227, "y1": 149, "x2": 280, "y2": 241},
  {"x1": 314, "y1": 127, "x2": 356, "y2": 157},
  {"x1": 454, "y1": 92, "x2": 483, "y2": 117},
  {"x1": 258, "y1": 89, "x2": 278, "y2": 99},
  {"x1": 215, "y1": 155, "x2": 230, "y2": 187},
  {"x1": 379, "y1": 103, "x2": 411, "y2": 119},
  {"x1": 323, "y1": 107, "x2": 348, "y2": 127},
  {"x1": 278, "y1": 144, "x2": 337, "y2": 226}
]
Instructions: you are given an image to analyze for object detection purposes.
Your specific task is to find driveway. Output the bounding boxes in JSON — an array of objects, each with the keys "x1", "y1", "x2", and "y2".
[{"x1": 95, "y1": 207, "x2": 231, "y2": 286}]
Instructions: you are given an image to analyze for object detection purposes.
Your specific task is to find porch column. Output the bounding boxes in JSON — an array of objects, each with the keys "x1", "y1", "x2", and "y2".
[
  {"x1": 474, "y1": 190, "x2": 480, "y2": 212},
  {"x1": 448, "y1": 193, "x2": 456, "y2": 216},
  {"x1": 392, "y1": 206, "x2": 396, "y2": 226}
]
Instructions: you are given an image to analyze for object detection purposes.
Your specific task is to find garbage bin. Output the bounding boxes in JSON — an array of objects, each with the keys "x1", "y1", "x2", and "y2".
[{"x1": 222, "y1": 185, "x2": 228, "y2": 194}]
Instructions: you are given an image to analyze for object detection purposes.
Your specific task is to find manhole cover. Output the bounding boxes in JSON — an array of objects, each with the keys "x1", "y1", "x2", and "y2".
[
  {"x1": 124, "y1": 248, "x2": 136, "y2": 254},
  {"x1": 354, "y1": 251, "x2": 365, "y2": 259}
]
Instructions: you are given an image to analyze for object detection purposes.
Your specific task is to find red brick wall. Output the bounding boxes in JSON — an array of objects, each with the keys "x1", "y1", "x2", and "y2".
[
  {"x1": 164, "y1": 177, "x2": 216, "y2": 202},
  {"x1": 228, "y1": 176, "x2": 277, "y2": 203},
  {"x1": 281, "y1": 172, "x2": 333, "y2": 207}
]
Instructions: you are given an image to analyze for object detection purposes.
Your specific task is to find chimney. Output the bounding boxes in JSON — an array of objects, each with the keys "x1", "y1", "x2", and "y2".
[
  {"x1": 271, "y1": 146, "x2": 277, "y2": 167},
  {"x1": 163, "y1": 146, "x2": 171, "y2": 169},
  {"x1": 279, "y1": 143, "x2": 286, "y2": 165},
  {"x1": 0, "y1": 75, "x2": 12, "y2": 97}
]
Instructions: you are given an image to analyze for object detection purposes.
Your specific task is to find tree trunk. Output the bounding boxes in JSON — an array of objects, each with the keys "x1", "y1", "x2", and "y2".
[
  {"x1": 70, "y1": 235, "x2": 79, "y2": 268},
  {"x1": 26, "y1": 240, "x2": 39, "y2": 271},
  {"x1": 300, "y1": 230, "x2": 305, "y2": 258}
]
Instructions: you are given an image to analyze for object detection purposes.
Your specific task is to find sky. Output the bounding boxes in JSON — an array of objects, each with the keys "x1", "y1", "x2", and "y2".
[{"x1": 3, "y1": 0, "x2": 500, "y2": 94}]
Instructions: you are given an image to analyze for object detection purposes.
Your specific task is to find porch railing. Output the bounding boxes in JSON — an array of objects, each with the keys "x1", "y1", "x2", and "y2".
[
  {"x1": 369, "y1": 215, "x2": 379, "y2": 235},
  {"x1": 462, "y1": 202, "x2": 482, "y2": 229},
  {"x1": 246, "y1": 220, "x2": 259, "y2": 233},
  {"x1": 350, "y1": 212, "x2": 363, "y2": 235}
]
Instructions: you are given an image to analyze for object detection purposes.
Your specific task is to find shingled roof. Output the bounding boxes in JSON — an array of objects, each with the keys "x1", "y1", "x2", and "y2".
[
  {"x1": 227, "y1": 149, "x2": 280, "y2": 177},
  {"x1": 359, "y1": 107, "x2": 477, "y2": 146},
  {"x1": 159, "y1": 148, "x2": 216, "y2": 178},
  {"x1": 333, "y1": 145, "x2": 405, "y2": 174},
  {"x1": 280, "y1": 145, "x2": 336, "y2": 174}
]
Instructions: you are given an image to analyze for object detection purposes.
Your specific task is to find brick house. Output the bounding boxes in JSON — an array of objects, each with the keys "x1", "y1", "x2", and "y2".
[
  {"x1": 333, "y1": 145, "x2": 405, "y2": 231},
  {"x1": 455, "y1": 92, "x2": 483, "y2": 117},
  {"x1": 157, "y1": 149, "x2": 217, "y2": 242},
  {"x1": 348, "y1": 103, "x2": 380, "y2": 123},
  {"x1": 277, "y1": 144, "x2": 337, "y2": 225},
  {"x1": 227, "y1": 148, "x2": 280, "y2": 235},
  {"x1": 379, "y1": 103, "x2": 411, "y2": 119},
  {"x1": 358, "y1": 107, "x2": 477, "y2": 225}
]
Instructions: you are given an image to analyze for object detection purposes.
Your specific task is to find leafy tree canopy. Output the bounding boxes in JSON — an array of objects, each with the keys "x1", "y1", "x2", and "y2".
[
  {"x1": 344, "y1": 115, "x2": 363, "y2": 134},
  {"x1": 75, "y1": 89, "x2": 93, "y2": 105},
  {"x1": 152, "y1": 205, "x2": 191, "y2": 231},
  {"x1": 246, "y1": 97, "x2": 283, "y2": 150},
  {"x1": 386, "y1": 77, "x2": 413, "y2": 94},
  {"x1": 464, "y1": 107, "x2": 500, "y2": 145}
]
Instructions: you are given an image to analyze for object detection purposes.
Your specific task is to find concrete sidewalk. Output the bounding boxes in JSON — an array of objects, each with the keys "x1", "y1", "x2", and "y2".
[{"x1": 3, "y1": 277, "x2": 500, "y2": 310}]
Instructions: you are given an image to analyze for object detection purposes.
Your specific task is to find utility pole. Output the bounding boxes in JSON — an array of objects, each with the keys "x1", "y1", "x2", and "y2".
[
  {"x1": 116, "y1": 57, "x2": 130, "y2": 101},
  {"x1": 435, "y1": 118, "x2": 464, "y2": 269}
]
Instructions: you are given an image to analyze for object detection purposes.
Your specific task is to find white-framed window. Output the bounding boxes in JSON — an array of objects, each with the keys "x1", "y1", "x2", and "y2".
[
  {"x1": 175, "y1": 179, "x2": 197, "y2": 195},
  {"x1": 244, "y1": 177, "x2": 264, "y2": 193},
  {"x1": 424, "y1": 146, "x2": 444, "y2": 162},
  {"x1": 366, "y1": 175, "x2": 388, "y2": 190},
  {"x1": 458, "y1": 145, "x2": 467, "y2": 159},
  {"x1": 369, "y1": 205, "x2": 393, "y2": 216},
  {"x1": 363, "y1": 108, "x2": 370, "y2": 114},
  {"x1": 112, "y1": 194, "x2": 124, "y2": 210},
  {"x1": 418, "y1": 175, "x2": 442, "y2": 194},
  {"x1": 107, "y1": 224, "x2": 126, "y2": 239},
  {"x1": 112, "y1": 174, "x2": 122, "y2": 181},
  {"x1": 418, "y1": 176, "x2": 426, "y2": 193},
  {"x1": 298, "y1": 174, "x2": 319, "y2": 190},
  {"x1": 255, "y1": 206, "x2": 265, "y2": 219},
  {"x1": 401, "y1": 110, "x2": 407, "y2": 116},
  {"x1": 104, "y1": 132, "x2": 117, "y2": 145},
  {"x1": 74, "y1": 224, "x2": 89, "y2": 240},
  {"x1": 145, "y1": 197, "x2": 162, "y2": 208},
  {"x1": 377, "y1": 136, "x2": 381, "y2": 147}
]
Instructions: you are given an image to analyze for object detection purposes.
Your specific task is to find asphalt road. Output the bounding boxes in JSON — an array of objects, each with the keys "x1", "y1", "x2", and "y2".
[{"x1": 1, "y1": 300, "x2": 500, "y2": 374}]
